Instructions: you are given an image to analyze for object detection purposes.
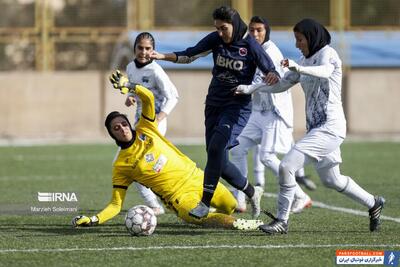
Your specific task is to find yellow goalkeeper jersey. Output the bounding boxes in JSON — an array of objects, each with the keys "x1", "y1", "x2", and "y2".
[{"x1": 112, "y1": 85, "x2": 202, "y2": 205}]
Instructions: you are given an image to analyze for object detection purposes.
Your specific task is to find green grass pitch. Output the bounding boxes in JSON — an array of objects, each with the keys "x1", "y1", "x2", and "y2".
[{"x1": 0, "y1": 142, "x2": 399, "y2": 266}]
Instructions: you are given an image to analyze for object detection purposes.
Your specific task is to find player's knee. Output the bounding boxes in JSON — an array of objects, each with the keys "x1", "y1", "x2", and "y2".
[
  {"x1": 230, "y1": 144, "x2": 247, "y2": 159},
  {"x1": 207, "y1": 132, "x2": 228, "y2": 156},
  {"x1": 260, "y1": 152, "x2": 275, "y2": 168},
  {"x1": 278, "y1": 161, "x2": 296, "y2": 186},
  {"x1": 320, "y1": 176, "x2": 339, "y2": 189},
  {"x1": 317, "y1": 167, "x2": 346, "y2": 190},
  {"x1": 320, "y1": 175, "x2": 347, "y2": 191}
]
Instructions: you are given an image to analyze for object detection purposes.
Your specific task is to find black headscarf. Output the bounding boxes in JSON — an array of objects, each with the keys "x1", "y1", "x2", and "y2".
[
  {"x1": 293, "y1": 18, "x2": 331, "y2": 58},
  {"x1": 250, "y1": 16, "x2": 271, "y2": 44},
  {"x1": 213, "y1": 6, "x2": 247, "y2": 44},
  {"x1": 105, "y1": 111, "x2": 135, "y2": 149},
  {"x1": 231, "y1": 12, "x2": 248, "y2": 43}
]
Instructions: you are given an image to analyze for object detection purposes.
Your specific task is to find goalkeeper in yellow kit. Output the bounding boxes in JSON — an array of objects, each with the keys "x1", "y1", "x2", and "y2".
[{"x1": 71, "y1": 71, "x2": 263, "y2": 230}]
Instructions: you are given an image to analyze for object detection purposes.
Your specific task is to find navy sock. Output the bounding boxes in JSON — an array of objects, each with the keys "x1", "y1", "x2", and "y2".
[
  {"x1": 242, "y1": 181, "x2": 255, "y2": 198},
  {"x1": 201, "y1": 131, "x2": 229, "y2": 207}
]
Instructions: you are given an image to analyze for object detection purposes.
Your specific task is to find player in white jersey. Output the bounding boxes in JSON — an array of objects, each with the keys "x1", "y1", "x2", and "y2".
[
  {"x1": 230, "y1": 16, "x2": 313, "y2": 214},
  {"x1": 235, "y1": 18, "x2": 384, "y2": 234},
  {"x1": 122, "y1": 32, "x2": 179, "y2": 215}
]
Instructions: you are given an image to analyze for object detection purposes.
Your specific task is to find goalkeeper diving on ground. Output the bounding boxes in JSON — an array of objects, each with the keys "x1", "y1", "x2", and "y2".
[{"x1": 71, "y1": 70, "x2": 264, "y2": 230}]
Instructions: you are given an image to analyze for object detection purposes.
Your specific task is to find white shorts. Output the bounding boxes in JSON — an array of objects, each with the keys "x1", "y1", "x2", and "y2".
[
  {"x1": 239, "y1": 110, "x2": 293, "y2": 154},
  {"x1": 294, "y1": 127, "x2": 344, "y2": 169}
]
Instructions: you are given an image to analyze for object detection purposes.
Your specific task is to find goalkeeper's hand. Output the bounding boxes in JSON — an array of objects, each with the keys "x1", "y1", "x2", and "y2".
[
  {"x1": 109, "y1": 70, "x2": 134, "y2": 94},
  {"x1": 71, "y1": 215, "x2": 99, "y2": 227}
]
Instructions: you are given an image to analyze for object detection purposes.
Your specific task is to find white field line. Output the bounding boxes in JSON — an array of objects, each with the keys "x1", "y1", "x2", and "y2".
[
  {"x1": 264, "y1": 192, "x2": 400, "y2": 223},
  {"x1": 1, "y1": 244, "x2": 400, "y2": 254}
]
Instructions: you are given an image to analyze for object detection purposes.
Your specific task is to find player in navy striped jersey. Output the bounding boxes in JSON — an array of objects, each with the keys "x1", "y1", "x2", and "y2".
[
  {"x1": 230, "y1": 16, "x2": 313, "y2": 214},
  {"x1": 151, "y1": 6, "x2": 279, "y2": 219}
]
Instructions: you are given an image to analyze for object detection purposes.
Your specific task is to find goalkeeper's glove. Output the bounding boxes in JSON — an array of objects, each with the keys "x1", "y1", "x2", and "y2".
[
  {"x1": 109, "y1": 70, "x2": 135, "y2": 94},
  {"x1": 71, "y1": 215, "x2": 99, "y2": 227}
]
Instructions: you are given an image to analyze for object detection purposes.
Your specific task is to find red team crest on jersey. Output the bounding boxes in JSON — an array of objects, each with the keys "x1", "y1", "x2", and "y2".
[{"x1": 239, "y1": 47, "x2": 247, "y2": 56}]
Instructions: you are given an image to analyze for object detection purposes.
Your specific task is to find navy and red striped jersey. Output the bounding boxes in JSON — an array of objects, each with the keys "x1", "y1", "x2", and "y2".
[{"x1": 175, "y1": 31, "x2": 278, "y2": 106}]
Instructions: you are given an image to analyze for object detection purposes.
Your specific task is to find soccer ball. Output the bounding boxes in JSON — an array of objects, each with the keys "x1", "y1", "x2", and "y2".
[{"x1": 125, "y1": 205, "x2": 157, "y2": 236}]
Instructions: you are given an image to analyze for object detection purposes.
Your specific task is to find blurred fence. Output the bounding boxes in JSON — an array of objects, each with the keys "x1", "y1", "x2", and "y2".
[
  {"x1": 1, "y1": 0, "x2": 399, "y2": 143},
  {"x1": 1, "y1": 0, "x2": 400, "y2": 71}
]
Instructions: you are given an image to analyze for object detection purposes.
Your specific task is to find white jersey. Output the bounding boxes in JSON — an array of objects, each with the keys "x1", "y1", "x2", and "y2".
[
  {"x1": 252, "y1": 41, "x2": 293, "y2": 127},
  {"x1": 290, "y1": 45, "x2": 346, "y2": 137},
  {"x1": 126, "y1": 60, "x2": 179, "y2": 118},
  {"x1": 258, "y1": 45, "x2": 346, "y2": 138}
]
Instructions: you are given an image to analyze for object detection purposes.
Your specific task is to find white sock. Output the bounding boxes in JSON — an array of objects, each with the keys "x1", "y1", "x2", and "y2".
[
  {"x1": 341, "y1": 176, "x2": 375, "y2": 209},
  {"x1": 295, "y1": 168, "x2": 305, "y2": 177},
  {"x1": 294, "y1": 184, "x2": 307, "y2": 199},
  {"x1": 235, "y1": 190, "x2": 246, "y2": 208},
  {"x1": 277, "y1": 185, "x2": 296, "y2": 222},
  {"x1": 254, "y1": 170, "x2": 265, "y2": 186}
]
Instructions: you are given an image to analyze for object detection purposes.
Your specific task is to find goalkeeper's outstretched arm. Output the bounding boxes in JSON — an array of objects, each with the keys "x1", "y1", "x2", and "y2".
[
  {"x1": 96, "y1": 187, "x2": 127, "y2": 224},
  {"x1": 72, "y1": 187, "x2": 127, "y2": 227}
]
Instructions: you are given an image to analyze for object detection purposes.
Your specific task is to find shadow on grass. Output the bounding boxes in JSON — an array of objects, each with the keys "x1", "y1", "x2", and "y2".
[{"x1": 1, "y1": 222, "x2": 245, "y2": 237}]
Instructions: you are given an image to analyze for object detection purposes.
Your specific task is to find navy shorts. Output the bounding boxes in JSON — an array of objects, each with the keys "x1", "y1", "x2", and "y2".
[{"x1": 204, "y1": 103, "x2": 251, "y2": 149}]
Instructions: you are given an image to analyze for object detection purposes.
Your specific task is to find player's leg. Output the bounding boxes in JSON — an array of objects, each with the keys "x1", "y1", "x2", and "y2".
[
  {"x1": 316, "y1": 158, "x2": 384, "y2": 231},
  {"x1": 220, "y1": 150, "x2": 263, "y2": 218},
  {"x1": 215, "y1": 105, "x2": 263, "y2": 218},
  {"x1": 258, "y1": 115, "x2": 312, "y2": 213},
  {"x1": 191, "y1": 105, "x2": 260, "y2": 219},
  {"x1": 253, "y1": 144, "x2": 266, "y2": 186},
  {"x1": 134, "y1": 183, "x2": 165, "y2": 215},
  {"x1": 176, "y1": 181, "x2": 263, "y2": 230},
  {"x1": 261, "y1": 128, "x2": 340, "y2": 233},
  {"x1": 189, "y1": 106, "x2": 232, "y2": 218},
  {"x1": 230, "y1": 136, "x2": 258, "y2": 212},
  {"x1": 259, "y1": 148, "x2": 309, "y2": 234}
]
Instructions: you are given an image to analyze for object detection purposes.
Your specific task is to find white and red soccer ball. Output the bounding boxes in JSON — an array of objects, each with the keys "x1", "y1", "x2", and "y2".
[{"x1": 125, "y1": 205, "x2": 157, "y2": 236}]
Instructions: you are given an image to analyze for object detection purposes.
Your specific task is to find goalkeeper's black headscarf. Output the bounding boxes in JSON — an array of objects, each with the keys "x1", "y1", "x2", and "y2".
[
  {"x1": 212, "y1": 6, "x2": 247, "y2": 44},
  {"x1": 105, "y1": 111, "x2": 135, "y2": 149},
  {"x1": 294, "y1": 18, "x2": 331, "y2": 58}
]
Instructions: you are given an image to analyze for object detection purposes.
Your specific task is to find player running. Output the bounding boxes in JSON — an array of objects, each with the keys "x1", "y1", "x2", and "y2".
[
  {"x1": 120, "y1": 32, "x2": 179, "y2": 215},
  {"x1": 71, "y1": 71, "x2": 264, "y2": 231},
  {"x1": 150, "y1": 6, "x2": 279, "y2": 219},
  {"x1": 230, "y1": 16, "x2": 313, "y2": 214},
  {"x1": 235, "y1": 18, "x2": 385, "y2": 234}
]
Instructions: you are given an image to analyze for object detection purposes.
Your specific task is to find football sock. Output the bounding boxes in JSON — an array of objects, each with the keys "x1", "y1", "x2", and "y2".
[
  {"x1": 294, "y1": 184, "x2": 307, "y2": 199},
  {"x1": 277, "y1": 184, "x2": 296, "y2": 222},
  {"x1": 295, "y1": 168, "x2": 305, "y2": 177},
  {"x1": 253, "y1": 145, "x2": 265, "y2": 185},
  {"x1": 340, "y1": 176, "x2": 375, "y2": 209},
  {"x1": 221, "y1": 159, "x2": 248, "y2": 190},
  {"x1": 242, "y1": 181, "x2": 255, "y2": 198},
  {"x1": 202, "y1": 131, "x2": 229, "y2": 207}
]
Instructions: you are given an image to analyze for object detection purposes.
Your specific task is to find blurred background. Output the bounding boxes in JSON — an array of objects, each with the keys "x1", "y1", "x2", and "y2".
[{"x1": 0, "y1": 0, "x2": 399, "y2": 144}]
